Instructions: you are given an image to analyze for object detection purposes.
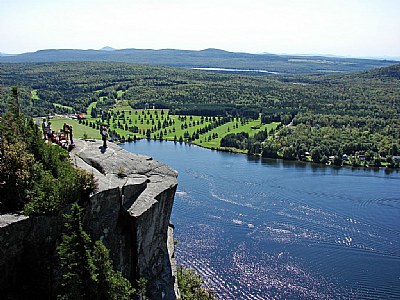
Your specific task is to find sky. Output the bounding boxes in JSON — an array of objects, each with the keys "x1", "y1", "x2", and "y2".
[{"x1": 1, "y1": 0, "x2": 399, "y2": 58}]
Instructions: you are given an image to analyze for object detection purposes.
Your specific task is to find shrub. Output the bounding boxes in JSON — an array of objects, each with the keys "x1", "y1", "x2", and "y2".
[
  {"x1": 1, "y1": 87, "x2": 97, "y2": 215},
  {"x1": 177, "y1": 266, "x2": 215, "y2": 300},
  {"x1": 57, "y1": 203, "x2": 134, "y2": 300}
]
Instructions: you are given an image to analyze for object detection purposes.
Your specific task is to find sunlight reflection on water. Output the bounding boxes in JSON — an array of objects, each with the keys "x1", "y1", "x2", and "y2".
[{"x1": 121, "y1": 141, "x2": 400, "y2": 299}]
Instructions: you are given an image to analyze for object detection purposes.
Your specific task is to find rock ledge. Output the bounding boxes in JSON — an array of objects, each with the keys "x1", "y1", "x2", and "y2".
[{"x1": 0, "y1": 139, "x2": 179, "y2": 299}]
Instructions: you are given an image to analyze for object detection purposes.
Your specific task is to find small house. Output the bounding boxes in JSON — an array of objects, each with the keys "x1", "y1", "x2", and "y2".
[
  {"x1": 357, "y1": 155, "x2": 365, "y2": 161},
  {"x1": 77, "y1": 113, "x2": 86, "y2": 120}
]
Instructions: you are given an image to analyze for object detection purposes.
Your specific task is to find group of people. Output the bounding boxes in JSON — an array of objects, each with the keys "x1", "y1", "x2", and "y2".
[
  {"x1": 41, "y1": 118, "x2": 74, "y2": 150},
  {"x1": 40, "y1": 118, "x2": 109, "y2": 151}
]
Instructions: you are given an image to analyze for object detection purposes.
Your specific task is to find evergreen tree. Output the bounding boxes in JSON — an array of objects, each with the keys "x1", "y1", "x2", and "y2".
[
  {"x1": 92, "y1": 240, "x2": 135, "y2": 300},
  {"x1": 91, "y1": 107, "x2": 98, "y2": 118},
  {"x1": 58, "y1": 203, "x2": 135, "y2": 299},
  {"x1": 57, "y1": 203, "x2": 97, "y2": 300},
  {"x1": 177, "y1": 267, "x2": 215, "y2": 299}
]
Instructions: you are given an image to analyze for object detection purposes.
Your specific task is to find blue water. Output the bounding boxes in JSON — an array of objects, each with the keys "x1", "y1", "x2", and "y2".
[
  {"x1": 192, "y1": 67, "x2": 280, "y2": 74},
  {"x1": 121, "y1": 141, "x2": 400, "y2": 299}
]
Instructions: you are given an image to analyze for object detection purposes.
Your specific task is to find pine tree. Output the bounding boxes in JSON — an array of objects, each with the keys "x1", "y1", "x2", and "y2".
[
  {"x1": 57, "y1": 203, "x2": 97, "y2": 300},
  {"x1": 92, "y1": 240, "x2": 135, "y2": 300},
  {"x1": 57, "y1": 203, "x2": 135, "y2": 299}
]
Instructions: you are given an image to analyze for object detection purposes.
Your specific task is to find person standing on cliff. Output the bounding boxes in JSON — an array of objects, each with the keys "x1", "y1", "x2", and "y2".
[
  {"x1": 41, "y1": 118, "x2": 47, "y2": 140},
  {"x1": 100, "y1": 124, "x2": 108, "y2": 148},
  {"x1": 63, "y1": 122, "x2": 70, "y2": 140},
  {"x1": 46, "y1": 121, "x2": 53, "y2": 141},
  {"x1": 69, "y1": 125, "x2": 74, "y2": 144}
]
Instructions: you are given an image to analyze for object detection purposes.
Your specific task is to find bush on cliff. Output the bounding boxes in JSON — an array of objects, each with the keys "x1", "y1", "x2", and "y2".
[
  {"x1": 57, "y1": 203, "x2": 134, "y2": 300},
  {"x1": 177, "y1": 266, "x2": 216, "y2": 300},
  {"x1": 0, "y1": 87, "x2": 96, "y2": 215}
]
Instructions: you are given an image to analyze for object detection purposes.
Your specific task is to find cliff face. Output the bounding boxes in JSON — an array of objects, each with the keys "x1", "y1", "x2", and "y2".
[{"x1": 0, "y1": 139, "x2": 179, "y2": 299}]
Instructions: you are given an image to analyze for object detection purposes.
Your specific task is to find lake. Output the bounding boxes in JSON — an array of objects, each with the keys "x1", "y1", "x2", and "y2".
[
  {"x1": 192, "y1": 67, "x2": 280, "y2": 74},
  {"x1": 121, "y1": 141, "x2": 400, "y2": 300}
]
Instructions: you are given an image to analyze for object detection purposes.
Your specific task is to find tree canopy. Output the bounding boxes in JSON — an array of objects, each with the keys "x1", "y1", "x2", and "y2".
[{"x1": 0, "y1": 61, "x2": 399, "y2": 166}]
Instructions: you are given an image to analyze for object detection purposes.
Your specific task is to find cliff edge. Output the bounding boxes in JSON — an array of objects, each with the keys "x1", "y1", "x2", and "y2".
[{"x1": 0, "y1": 139, "x2": 179, "y2": 299}]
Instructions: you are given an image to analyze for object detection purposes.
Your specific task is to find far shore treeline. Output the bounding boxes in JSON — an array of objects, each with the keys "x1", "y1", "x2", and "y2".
[{"x1": 0, "y1": 61, "x2": 399, "y2": 168}]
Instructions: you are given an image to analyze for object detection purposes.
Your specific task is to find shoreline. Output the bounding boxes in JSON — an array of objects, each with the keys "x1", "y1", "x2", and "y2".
[{"x1": 118, "y1": 138, "x2": 400, "y2": 172}]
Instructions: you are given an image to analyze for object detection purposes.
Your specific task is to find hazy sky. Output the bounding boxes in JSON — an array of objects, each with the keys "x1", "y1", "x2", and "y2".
[{"x1": 1, "y1": 0, "x2": 399, "y2": 57}]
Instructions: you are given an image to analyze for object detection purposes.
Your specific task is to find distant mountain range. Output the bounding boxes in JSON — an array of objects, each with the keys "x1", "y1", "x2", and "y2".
[
  {"x1": 0, "y1": 52, "x2": 16, "y2": 57},
  {"x1": 0, "y1": 48, "x2": 397, "y2": 75},
  {"x1": 99, "y1": 46, "x2": 116, "y2": 51}
]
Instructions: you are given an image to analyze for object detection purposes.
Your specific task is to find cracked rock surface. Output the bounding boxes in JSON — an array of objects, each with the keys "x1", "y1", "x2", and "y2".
[{"x1": 71, "y1": 139, "x2": 177, "y2": 192}]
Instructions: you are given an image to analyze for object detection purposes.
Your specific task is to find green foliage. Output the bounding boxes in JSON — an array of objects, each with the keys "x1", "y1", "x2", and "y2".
[
  {"x1": 0, "y1": 88, "x2": 37, "y2": 212},
  {"x1": 177, "y1": 267, "x2": 215, "y2": 300},
  {"x1": 282, "y1": 146, "x2": 297, "y2": 160},
  {"x1": 220, "y1": 132, "x2": 249, "y2": 149},
  {"x1": 1, "y1": 61, "x2": 398, "y2": 119},
  {"x1": 0, "y1": 87, "x2": 97, "y2": 214},
  {"x1": 22, "y1": 140, "x2": 97, "y2": 215},
  {"x1": 92, "y1": 241, "x2": 135, "y2": 300},
  {"x1": 137, "y1": 277, "x2": 149, "y2": 300},
  {"x1": 1, "y1": 61, "x2": 399, "y2": 166},
  {"x1": 0, "y1": 85, "x2": 33, "y2": 116},
  {"x1": 261, "y1": 140, "x2": 280, "y2": 159},
  {"x1": 57, "y1": 203, "x2": 97, "y2": 300},
  {"x1": 57, "y1": 203, "x2": 135, "y2": 300},
  {"x1": 219, "y1": 129, "x2": 269, "y2": 155},
  {"x1": 266, "y1": 124, "x2": 399, "y2": 166},
  {"x1": 0, "y1": 140, "x2": 36, "y2": 212}
]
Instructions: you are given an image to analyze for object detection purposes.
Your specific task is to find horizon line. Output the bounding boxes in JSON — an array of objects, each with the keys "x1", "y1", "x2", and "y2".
[{"x1": 1, "y1": 47, "x2": 399, "y2": 61}]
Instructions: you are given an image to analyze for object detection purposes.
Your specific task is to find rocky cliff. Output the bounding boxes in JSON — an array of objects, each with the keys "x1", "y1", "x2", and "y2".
[{"x1": 0, "y1": 139, "x2": 179, "y2": 299}]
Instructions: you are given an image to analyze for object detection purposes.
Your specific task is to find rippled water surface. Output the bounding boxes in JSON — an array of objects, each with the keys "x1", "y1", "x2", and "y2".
[{"x1": 121, "y1": 141, "x2": 400, "y2": 299}]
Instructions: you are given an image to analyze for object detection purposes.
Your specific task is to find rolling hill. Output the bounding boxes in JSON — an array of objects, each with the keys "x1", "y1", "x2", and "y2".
[{"x1": 0, "y1": 48, "x2": 396, "y2": 75}]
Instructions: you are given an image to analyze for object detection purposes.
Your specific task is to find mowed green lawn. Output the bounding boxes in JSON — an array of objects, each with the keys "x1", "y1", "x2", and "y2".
[
  {"x1": 47, "y1": 118, "x2": 101, "y2": 139},
  {"x1": 194, "y1": 120, "x2": 280, "y2": 149},
  {"x1": 105, "y1": 109, "x2": 213, "y2": 141}
]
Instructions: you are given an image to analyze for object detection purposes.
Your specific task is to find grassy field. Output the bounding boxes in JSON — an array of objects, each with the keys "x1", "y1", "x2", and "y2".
[
  {"x1": 46, "y1": 118, "x2": 101, "y2": 139},
  {"x1": 194, "y1": 119, "x2": 279, "y2": 149},
  {"x1": 45, "y1": 107, "x2": 280, "y2": 153}
]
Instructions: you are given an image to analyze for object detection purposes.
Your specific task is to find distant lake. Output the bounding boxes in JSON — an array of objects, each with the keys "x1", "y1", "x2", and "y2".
[
  {"x1": 192, "y1": 67, "x2": 280, "y2": 74},
  {"x1": 121, "y1": 141, "x2": 400, "y2": 300}
]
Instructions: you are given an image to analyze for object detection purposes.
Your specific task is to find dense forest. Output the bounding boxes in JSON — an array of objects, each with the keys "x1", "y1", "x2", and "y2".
[{"x1": 0, "y1": 61, "x2": 399, "y2": 167}]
